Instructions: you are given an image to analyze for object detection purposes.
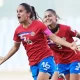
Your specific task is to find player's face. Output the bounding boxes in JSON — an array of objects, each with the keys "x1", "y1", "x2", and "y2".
[
  {"x1": 43, "y1": 11, "x2": 57, "y2": 27},
  {"x1": 17, "y1": 5, "x2": 30, "y2": 23}
]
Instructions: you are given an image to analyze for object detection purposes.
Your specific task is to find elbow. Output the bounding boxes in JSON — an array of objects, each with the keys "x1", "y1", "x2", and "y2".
[
  {"x1": 15, "y1": 48, "x2": 19, "y2": 52},
  {"x1": 13, "y1": 46, "x2": 19, "y2": 52},
  {"x1": 15, "y1": 47, "x2": 19, "y2": 52}
]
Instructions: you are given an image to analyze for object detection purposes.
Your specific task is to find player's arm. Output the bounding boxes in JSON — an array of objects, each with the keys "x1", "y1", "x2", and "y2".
[
  {"x1": 44, "y1": 28, "x2": 77, "y2": 51},
  {"x1": 0, "y1": 42, "x2": 21, "y2": 65},
  {"x1": 49, "y1": 33, "x2": 72, "y2": 48}
]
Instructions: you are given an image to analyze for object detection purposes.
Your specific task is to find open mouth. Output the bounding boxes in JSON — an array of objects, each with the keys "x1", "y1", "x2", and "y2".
[
  {"x1": 18, "y1": 16, "x2": 21, "y2": 19},
  {"x1": 47, "y1": 19, "x2": 52, "y2": 22},
  {"x1": 46, "y1": 20, "x2": 52, "y2": 23}
]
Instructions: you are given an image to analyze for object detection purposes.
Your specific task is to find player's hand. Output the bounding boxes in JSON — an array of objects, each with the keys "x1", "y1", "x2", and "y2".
[
  {"x1": 43, "y1": 18, "x2": 51, "y2": 26},
  {"x1": 0, "y1": 56, "x2": 5, "y2": 65},
  {"x1": 70, "y1": 40, "x2": 79, "y2": 53}
]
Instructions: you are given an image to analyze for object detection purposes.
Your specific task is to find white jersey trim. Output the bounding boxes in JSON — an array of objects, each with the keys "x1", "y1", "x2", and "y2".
[{"x1": 14, "y1": 41, "x2": 21, "y2": 43}]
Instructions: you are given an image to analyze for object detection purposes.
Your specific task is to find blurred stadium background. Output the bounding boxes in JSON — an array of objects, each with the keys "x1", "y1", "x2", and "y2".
[{"x1": 0, "y1": 0, "x2": 80, "y2": 80}]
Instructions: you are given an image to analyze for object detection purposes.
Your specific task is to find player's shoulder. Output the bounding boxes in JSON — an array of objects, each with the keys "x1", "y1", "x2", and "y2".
[
  {"x1": 59, "y1": 24, "x2": 70, "y2": 28},
  {"x1": 59, "y1": 24, "x2": 71, "y2": 29},
  {"x1": 17, "y1": 24, "x2": 22, "y2": 28},
  {"x1": 33, "y1": 20, "x2": 43, "y2": 25},
  {"x1": 33, "y1": 20, "x2": 46, "y2": 29},
  {"x1": 15, "y1": 24, "x2": 22, "y2": 32}
]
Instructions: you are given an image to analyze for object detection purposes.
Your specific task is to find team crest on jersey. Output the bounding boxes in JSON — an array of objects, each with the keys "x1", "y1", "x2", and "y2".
[
  {"x1": 31, "y1": 32, "x2": 35, "y2": 36},
  {"x1": 18, "y1": 32, "x2": 33, "y2": 44}
]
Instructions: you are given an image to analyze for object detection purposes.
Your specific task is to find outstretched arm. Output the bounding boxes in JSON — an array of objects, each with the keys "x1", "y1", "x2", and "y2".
[
  {"x1": 44, "y1": 28, "x2": 78, "y2": 50},
  {"x1": 49, "y1": 34, "x2": 74, "y2": 49},
  {"x1": 0, "y1": 42, "x2": 21, "y2": 65}
]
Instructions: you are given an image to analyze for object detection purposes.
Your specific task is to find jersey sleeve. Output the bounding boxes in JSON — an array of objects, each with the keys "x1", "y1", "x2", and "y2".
[
  {"x1": 13, "y1": 29, "x2": 21, "y2": 42},
  {"x1": 44, "y1": 28, "x2": 53, "y2": 36},
  {"x1": 67, "y1": 26, "x2": 77, "y2": 37},
  {"x1": 40, "y1": 22, "x2": 53, "y2": 36},
  {"x1": 40, "y1": 22, "x2": 48, "y2": 32}
]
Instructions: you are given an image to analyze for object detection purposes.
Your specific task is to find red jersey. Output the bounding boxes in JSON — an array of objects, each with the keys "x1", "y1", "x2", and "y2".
[
  {"x1": 48, "y1": 24, "x2": 80, "y2": 64},
  {"x1": 13, "y1": 20, "x2": 53, "y2": 66}
]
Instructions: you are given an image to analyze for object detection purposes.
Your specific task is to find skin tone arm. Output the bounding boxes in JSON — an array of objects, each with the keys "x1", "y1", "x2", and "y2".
[
  {"x1": 0, "y1": 42, "x2": 21, "y2": 65},
  {"x1": 49, "y1": 33, "x2": 77, "y2": 50}
]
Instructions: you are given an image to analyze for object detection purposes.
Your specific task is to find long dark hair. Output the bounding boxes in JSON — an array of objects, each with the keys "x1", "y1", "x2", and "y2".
[
  {"x1": 46, "y1": 9, "x2": 60, "y2": 19},
  {"x1": 20, "y1": 3, "x2": 38, "y2": 20}
]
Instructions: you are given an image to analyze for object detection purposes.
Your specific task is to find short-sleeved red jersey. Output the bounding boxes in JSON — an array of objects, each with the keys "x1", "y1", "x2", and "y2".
[
  {"x1": 13, "y1": 20, "x2": 53, "y2": 66},
  {"x1": 48, "y1": 24, "x2": 80, "y2": 64}
]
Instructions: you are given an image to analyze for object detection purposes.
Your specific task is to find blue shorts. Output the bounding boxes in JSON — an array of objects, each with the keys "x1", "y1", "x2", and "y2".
[
  {"x1": 58, "y1": 61, "x2": 80, "y2": 75},
  {"x1": 30, "y1": 56, "x2": 56, "y2": 80},
  {"x1": 55, "y1": 64, "x2": 59, "y2": 72}
]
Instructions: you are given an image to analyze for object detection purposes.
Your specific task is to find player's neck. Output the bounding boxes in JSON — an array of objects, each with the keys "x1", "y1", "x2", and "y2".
[
  {"x1": 22, "y1": 19, "x2": 32, "y2": 28},
  {"x1": 49, "y1": 24, "x2": 57, "y2": 29},
  {"x1": 50, "y1": 24, "x2": 59, "y2": 33}
]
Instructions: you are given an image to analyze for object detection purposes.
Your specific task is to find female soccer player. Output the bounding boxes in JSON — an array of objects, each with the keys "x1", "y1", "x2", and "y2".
[
  {"x1": 43, "y1": 9, "x2": 80, "y2": 80},
  {"x1": 0, "y1": 3, "x2": 78, "y2": 80}
]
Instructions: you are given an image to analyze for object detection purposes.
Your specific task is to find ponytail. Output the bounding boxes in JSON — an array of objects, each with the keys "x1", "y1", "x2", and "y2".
[{"x1": 30, "y1": 6, "x2": 38, "y2": 20}]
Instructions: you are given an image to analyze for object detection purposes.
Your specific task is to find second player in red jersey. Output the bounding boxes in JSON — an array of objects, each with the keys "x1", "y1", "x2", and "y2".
[
  {"x1": 43, "y1": 9, "x2": 80, "y2": 80},
  {"x1": 48, "y1": 24, "x2": 80, "y2": 64}
]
